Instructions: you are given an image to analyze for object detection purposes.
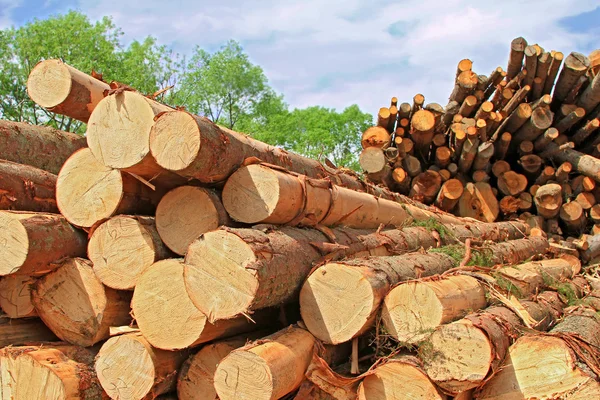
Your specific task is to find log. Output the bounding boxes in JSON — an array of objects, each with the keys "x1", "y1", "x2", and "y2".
[
  {"x1": 534, "y1": 183, "x2": 563, "y2": 218},
  {"x1": 560, "y1": 201, "x2": 586, "y2": 234},
  {"x1": 213, "y1": 326, "x2": 320, "y2": 400},
  {"x1": 410, "y1": 110, "x2": 436, "y2": 157},
  {"x1": 299, "y1": 238, "x2": 546, "y2": 344},
  {"x1": 518, "y1": 141, "x2": 534, "y2": 157},
  {"x1": 398, "y1": 102, "x2": 411, "y2": 119},
  {"x1": 504, "y1": 103, "x2": 531, "y2": 133},
  {"x1": 361, "y1": 126, "x2": 391, "y2": 148},
  {"x1": 554, "y1": 106, "x2": 586, "y2": 133},
  {"x1": 519, "y1": 154, "x2": 542, "y2": 179},
  {"x1": 497, "y1": 171, "x2": 528, "y2": 196},
  {"x1": 556, "y1": 161, "x2": 572, "y2": 182},
  {"x1": 533, "y1": 127, "x2": 559, "y2": 152},
  {"x1": 542, "y1": 51, "x2": 564, "y2": 95},
  {"x1": 530, "y1": 93, "x2": 553, "y2": 110},
  {"x1": 57, "y1": 148, "x2": 158, "y2": 228},
  {"x1": 491, "y1": 160, "x2": 510, "y2": 178},
  {"x1": 472, "y1": 142, "x2": 494, "y2": 171},
  {"x1": 499, "y1": 196, "x2": 520, "y2": 215},
  {"x1": 494, "y1": 132, "x2": 511, "y2": 160},
  {"x1": 409, "y1": 171, "x2": 442, "y2": 204},
  {"x1": 577, "y1": 66, "x2": 600, "y2": 112},
  {"x1": 534, "y1": 165, "x2": 555, "y2": 185},
  {"x1": 391, "y1": 167, "x2": 410, "y2": 193},
  {"x1": 359, "y1": 147, "x2": 393, "y2": 185},
  {"x1": 472, "y1": 170, "x2": 490, "y2": 183},
  {"x1": 31, "y1": 258, "x2": 132, "y2": 346},
  {"x1": 449, "y1": 71, "x2": 478, "y2": 104},
  {"x1": 572, "y1": 118, "x2": 600, "y2": 145},
  {"x1": 458, "y1": 95, "x2": 478, "y2": 117},
  {"x1": 476, "y1": 308, "x2": 600, "y2": 399},
  {"x1": 0, "y1": 314, "x2": 57, "y2": 346},
  {"x1": 506, "y1": 37, "x2": 527, "y2": 80},
  {"x1": 435, "y1": 179, "x2": 464, "y2": 212},
  {"x1": 442, "y1": 101, "x2": 460, "y2": 126},
  {"x1": 458, "y1": 129, "x2": 479, "y2": 173},
  {"x1": 88, "y1": 215, "x2": 172, "y2": 290},
  {"x1": 544, "y1": 141, "x2": 600, "y2": 183},
  {"x1": 412, "y1": 94, "x2": 425, "y2": 115},
  {"x1": 553, "y1": 52, "x2": 591, "y2": 104},
  {"x1": 0, "y1": 211, "x2": 87, "y2": 276},
  {"x1": 0, "y1": 160, "x2": 57, "y2": 212},
  {"x1": 435, "y1": 146, "x2": 451, "y2": 168},
  {"x1": 0, "y1": 275, "x2": 36, "y2": 318},
  {"x1": 0, "y1": 344, "x2": 103, "y2": 399},
  {"x1": 155, "y1": 186, "x2": 230, "y2": 255},
  {"x1": 576, "y1": 191, "x2": 596, "y2": 210},
  {"x1": 27, "y1": 59, "x2": 110, "y2": 122},
  {"x1": 581, "y1": 233, "x2": 600, "y2": 262},
  {"x1": 501, "y1": 85, "x2": 530, "y2": 116},
  {"x1": 357, "y1": 358, "x2": 447, "y2": 400},
  {"x1": 95, "y1": 332, "x2": 189, "y2": 400},
  {"x1": 458, "y1": 182, "x2": 499, "y2": 222},
  {"x1": 519, "y1": 192, "x2": 533, "y2": 212},
  {"x1": 132, "y1": 259, "x2": 268, "y2": 350},
  {"x1": 0, "y1": 120, "x2": 86, "y2": 174},
  {"x1": 376, "y1": 107, "x2": 390, "y2": 130},
  {"x1": 531, "y1": 51, "x2": 551, "y2": 99},
  {"x1": 513, "y1": 105, "x2": 554, "y2": 144}
]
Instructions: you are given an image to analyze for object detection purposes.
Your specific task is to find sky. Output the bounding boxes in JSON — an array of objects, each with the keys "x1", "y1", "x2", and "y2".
[{"x1": 1, "y1": 0, "x2": 600, "y2": 116}]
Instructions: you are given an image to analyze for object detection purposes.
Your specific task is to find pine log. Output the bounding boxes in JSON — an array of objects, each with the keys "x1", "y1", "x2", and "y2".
[
  {"x1": 560, "y1": 201, "x2": 586, "y2": 234},
  {"x1": 96, "y1": 332, "x2": 189, "y2": 400},
  {"x1": 299, "y1": 237, "x2": 546, "y2": 344},
  {"x1": 472, "y1": 142, "x2": 494, "y2": 171},
  {"x1": 544, "y1": 141, "x2": 600, "y2": 183},
  {"x1": 27, "y1": 59, "x2": 109, "y2": 122},
  {"x1": 534, "y1": 183, "x2": 563, "y2": 218},
  {"x1": 523, "y1": 46, "x2": 538, "y2": 87},
  {"x1": 359, "y1": 147, "x2": 393, "y2": 185},
  {"x1": 412, "y1": 94, "x2": 425, "y2": 115},
  {"x1": 506, "y1": 37, "x2": 527, "y2": 80},
  {"x1": 504, "y1": 103, "x2": 531, "y2": 133},
  {"x1": 519, "y1": 191, "x2": 533, "y2": 212},
  {"x1": 57, "y1": 148, "x2": 158, "y2": 228},
  {"x1": 450, "y1": 71, "x2": 478, "y2": 104},
  {"x1": 398, "y1": 102, "x2": 412, "y2": 119},
  {"x1": 472, "y1": 170, "x2": 490, "y2": 183},
  {"x1": 391, "y1": 167, "x2": 411, "y2": 193},
  {"x1": 573, "y1": 118, "x2": 600, "y2": 145},
  {"x1": 422, "y1": 291, "x2": 570, "y2": 394},
  {"x1": 476, "y1": 308, "x2": 600, "y2": 399},
  {"x1": 0, "y1": 344, "x2": 103, "y2": 399},
  {"x1": 155, "y1": 186, "x2": 229, "y2": 256},
  {"x1": 535, "y1": 165, "x2": 555, "y2": 185},
  {"x1": 533, "y1": 127, "x2": 559, "y2": 152},
  {"x1": 361, "y1": 126, "x2": 391, "y2": 149},
  {"x1": 0, "y1": 275, "x2": 36, "y2": 318},
  {"x1": 435, "y1": 146, "x2": 451, "y2": 168},
  {"x1": 0, "y1": 211, "x2": 86, "y2": 276},
  {"x1": 518, "y1": 141, "x2": 534, "y2": 157},
  {"x1": 520, "y1": 154, "x2": 543, "y2": 180},
  {"x1": 542, "y1": 51, "x2": 564, "y2": 95},
  {"x1": 88, "y1": 215, "x2": 172, "y2": 290},
  {"x1": 132, "y1": 259, "x2": 268, "y2": 350},
  {"x1": 497, "y1": 171, "x2": 528, "y2": 197},
  {"x1": 409, "y1": 171, "x2": 442, "y2": 204},
  {"x1": 553, "y1": 52, "x2": 591, "y2": 104},
  {"x1": 554, "y1": 106, "x2": 586, "y2": 133},
  {"x1": 499, "y1": 196, "x2": 520, "y2": 215},
  {"x1": 513, "y1": 106, "x2": 554, "y2": 144},
  {"x1": 502, "y1": 85, "x2": 530, "y2": 117},
  {"x1": 556, "y1": 161, "x2": 572, "y2": 182},
  {"x1": 0, "y1": 160, "x2": 57, "y2": 212},
  {"x1": 458, "y1": 182, "x2": 499, "y2": 222},
  {"x1": 458, "y1": 95, "x2": 477, "y2": 117},
  {"x1": 491, "y1": 160, "x2": 510, "y2": 178},
  {"x1": 0, "y1": 314, "x2": 57, "y2": 346},
  {"x1": 435, "y1": 179, "x2": 463, "y2": 212},
  {"x1": 213, "y1": 326, "x2": 322, "y2": 400},
  {"x1": 532, "y1": 52, "x2": 551, "y2": 99},
  {"x1": 494, "y1": 132, "x2": 511, "y2": 160},
  {"x1": 0, "y1": 120, "x2": 86, "y2": 174},
  {"x1": 357, "y1": 358, "x2": 447, "y2": 400},
  {"x1": 458, "y1": 130, "x2": 479, "y2": 173},
  {"x1": 576, "y1": 191, "x2": 596, "y2": 210},
  {"x1": 531, "y1": 94, "x2": 553, "y2": 111},
  {"x1": 577, "y1": 66, "x2": 600, "y2": 112},
  {"x1": 31, "y1": 258, "x2": 131, "y2": 346},
  {"x1": 376, "y1": 107, "x2": 390, "y2": 130},
  {"x1": 410, "y1": 110, "x2": 436, "y2": 157},
  {"x1": 581, "y1": 233, "x2": 600, "y2": 262}
]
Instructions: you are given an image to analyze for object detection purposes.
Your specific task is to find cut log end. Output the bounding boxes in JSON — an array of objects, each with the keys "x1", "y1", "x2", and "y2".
[
  {"x1": 150, "y1": 111, "x2": 202, "y2": 171},
  {"x1": 0, "y1": 275, "x2": 36, "y2": 318},
  {"x1": 214, "y1": 351, "x2": 274, "y2": 400},
  {"x1": 0, "y1": 212, "x2": 29, "y2": 276},
  {"x1": 184, "y1": 230, "x2": 258, "y2": 322},
  {"x1": 26, "y1": 59, "x2": 72, "y2": 109}
]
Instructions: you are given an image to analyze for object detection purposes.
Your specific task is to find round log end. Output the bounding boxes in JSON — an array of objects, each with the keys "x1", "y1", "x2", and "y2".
[
  {"x1": 300, "y1": 263, "x2": 373, "y2": 344},
  {"x1": 184, "y1": 230, "x2": 258, "y2": 321},
  {"x1": 132, "y1": 259, "x2": 208, "y2": 350},
  {"x1": 361, "y1": 126, "x2": 391, "y2": 149},
  {"x1": 156, "y1": 186, "x2": 224, "y2": 255},
  {"x1": 88, "y1": 215, "x2": 160, "y2": 290},
  {"x1": 96, "y1": 334, "x2": 156, "y2": 400},
  {"x1": 56, "y1": 148, "x2": 124, "y2": 228},
  {"x1": 26, "y1": 59, "x2": 72, "y2": 109},
  {"x1": 150, "y1": 111, "x2": 201, "y2": 171},
  {"x1": 87, "y1": 91, "x2": 154, "y2": 169},
  {"x1": 359, "y1": 147, "x2": 387, "y2": 173},
  {"x1": 214, "y1": 351, "x2": 274, "y2": 400},
  {"x1": 0, "y1": 275, "x2": 36, "y2": 317},
  {"x1": 411, "y1": 110, "x2": 435, "y2": 133},
  {"x1": 0, "y1": 212, "x2": 29, "y2": 276}
]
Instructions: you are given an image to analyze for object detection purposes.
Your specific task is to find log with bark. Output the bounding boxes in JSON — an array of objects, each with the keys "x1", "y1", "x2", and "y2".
[
  {"x1": 0, "y1": 160, "x2": 58, "y2": 212},
  {"x1": 27, "y1": 59, "x2": 110, "y2": 122},
  {"x1": 0, "y1": 313, "x2": 57, "y2": 346}
]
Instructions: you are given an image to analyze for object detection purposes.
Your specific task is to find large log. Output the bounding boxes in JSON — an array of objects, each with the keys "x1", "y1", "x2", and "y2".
[
  {"x1": 0, "y1": 314, "x2": 57, "y2": 346},
  {"x1": 0, "y1": 160, "x2": 57, "y2": 212},
  {"x1": 27, "y1": 59, "x2": 110, "y2": 122},
  {"x1": 506, "y1": 37, "x2": 527, "y2": 80},
  {"x1": 534, "y1": 183, "x2": 563, "y2": 218},
  {"x1": 553, "y1": 52, "x2": 591, "y2": 104},
  {"x1": 132, "y1": 259, "x2": 269, "y2": 350},
  {"x1": 0, "y1": 344, "x2": 104, "y2": 399},
  {"x1": 544, "y1": 141, "x2": 600, "y2": 183},
  {"x1": 0, "y1": 120, "x2": 86, "y2": 174},
  {"x1": 577, "y1": 67, "x2": 600, "y2": 112},
  {"x1": 300, "y1": 237, "x2": 548, "y2": 344},
  {"x1": 88, "y1": 215, "x2": 172, "y2": 290},
  {"x1": 31, "y1": 258, "x2": 132, "y2": 347},
  {"x1": 476, "y1": 308, "x2": 600, "y2": 399},
  {"x1": 95, "y1": 332, "x2": 189, "y2": 400},
  {"x1": 0, "y1": 275, "x2": 37, "y2": 318},
  {"x1": 57, "y1": 148, "x2": 158, "y2": 228},
  {"x1": 0, "y1": 211, "x2": 87, "y2": 276}
]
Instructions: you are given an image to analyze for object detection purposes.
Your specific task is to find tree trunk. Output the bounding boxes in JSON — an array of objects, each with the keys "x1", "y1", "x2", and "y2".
[
  {"x1": 154, "y1": 186, "x2": 230, "y2": 256},
  {"x1": 476, "y1": 308, "x2": 600, "y2": 399},
  {"x1": 0, "y1": 120, "x2": 86, "y2": 175},
  {"x1": 435, "y1": 179, "x2": 464, "y2": 212},
  {"x1": 0, "y1": 211, "x2": 87, "y2": 276},
  {"x1": 0, "y1": 314, "x2": 57, "y2": 346},
  {"x1": 132, "y1": 259, "x2": 271, "y2": 350},
  {"x1": 458, "y1": 131, "x2": 479, "y2": 173},
  {"x1": 506, "y1": 37, "x2": 527, "y2": 80},
  {"x1": 532, "y1": 52, "x2": 552, "y2": 99},
  {"x1": 57, "y1": 148, "x2": 159, "y2": 228},
  {"x1": 457, "y1": 182, "x2": 499, "y2": 222},
  {"x1": 88, "y1": 215, "x2": 173, "y2": 290},
  {"x1": 357, "y1": 358, "x2": 447, "y2": 400},
  {"x1": 534, "y1": 183, "x2": 563, "y2": 218},
  {"x1": 31, "y1": 258, "x2": 132, "y2": 347},
  {"x1": 0, "y1": 275, "x2": 37, "y2": 318},
  {"x1": 553, "y1": 52, "x2": 591, "y2": 104},
  {"x1": 0, "y1": 160, "x2": 57, "y2": 213},
  {"x1": 27, "y1": 59, "x2": 110, "y2": 123},
  {"x1": 0, "y1": 344, "x2": 104, "y2": 399},
  {"x1": 422, "y1": 291, "x2": 569, "y2": 394},
  {"x1": 222, "y1": 164, "x2": 469, "y2": 228},
  {"x1": 300, "y1": 237, "x2": 546, "y2": 344},
  {"x1": 95, "y1": 332, "x2": 189, "y2": 400}
]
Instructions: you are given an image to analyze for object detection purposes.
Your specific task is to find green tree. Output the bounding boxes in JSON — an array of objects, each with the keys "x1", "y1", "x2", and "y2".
[{"x1": 0, "y1": 11, "x2": 177, "y2": 133}]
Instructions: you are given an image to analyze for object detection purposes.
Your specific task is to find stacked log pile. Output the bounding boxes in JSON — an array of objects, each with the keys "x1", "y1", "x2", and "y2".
[{"x1": 0, "y1": 40, "x2": 599, "y2": 400}]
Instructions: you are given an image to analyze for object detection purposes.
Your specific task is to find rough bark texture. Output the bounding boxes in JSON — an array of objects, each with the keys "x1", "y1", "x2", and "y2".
[
  {"x1": 0, "y1": 120, "x2": 86, "y2": 175},
  {"x1": 546, "y1": 142, "x2": 600, "y2": 183},
  {"x1": 0, "y1": 314, "x2": 57, "y2": 346},
  {"x1": 0, "y1": 160, "x2": 58, "y2": 212}
]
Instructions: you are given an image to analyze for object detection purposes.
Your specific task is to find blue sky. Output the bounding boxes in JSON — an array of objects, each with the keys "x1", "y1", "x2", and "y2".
[{"x1": 1, "y1": 0, "x2": 600, "y2": 115}]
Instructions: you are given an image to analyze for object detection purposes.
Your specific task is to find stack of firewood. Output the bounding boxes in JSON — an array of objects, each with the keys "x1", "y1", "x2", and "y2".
[
  {"x1": 0, "y1": 42, "x2": 599, "y2": 400},
  {"x1": 361, "y1": 38, "x2": 600, "y2": 251}
]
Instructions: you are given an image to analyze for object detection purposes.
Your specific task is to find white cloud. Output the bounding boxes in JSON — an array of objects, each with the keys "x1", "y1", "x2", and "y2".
[
  {"x1": 0, "y1": 0, "x2": 21, "y2": 29},
  {"x1": 75, "y1": 0, "x2": 600, "y2": 116}
]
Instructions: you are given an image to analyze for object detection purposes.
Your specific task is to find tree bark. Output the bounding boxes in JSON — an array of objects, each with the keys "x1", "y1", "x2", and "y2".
[
  {"x1": 545, "y1": 141, "x2": 600, "y2": 183},
  {"x1": 88, "y1": 215, "x2": 173, "y2": 290},
  {"x1": 0, "y1": 314, "x2": 57, "y2": 346},
  {"x1": 31, "y1": 258, "x2": 132, "y2": 347},
  {"x1": 0, "y1": 275, "x2": 37, "y2": 318},
  {"x1": 27, "y1": 59, "x2": 110, "y2": 123},
  {"x1": 0, "y1": 120, "x2": 86, "y2": 175},
  {"x1": 0, "y1": 211, "x2": 87, "y2": 276},
  {"x1": 0, "y1": 160, "x2": 57, "y2": 213},
  {"x1": 553, "y1": 52, "x2": 591, "y2": 104},
  {"x1": 95, "y1": 332, "x2": 189, "y2": 400},
  {"x1": 506, "y1": 37, "x2": 527, "y2": 80},
  {"x1": 543, "y1": 51, "x2": 564, "y2": 95},
  {"x1": 573, "y1": 118, "x2": 600, "y2": 145},
  {"x1": 554, "y1": 107, "x2": 586, "y2": 133},
  {"x1": 0, "y1": 344, "x2": 104, "y2": 399}
]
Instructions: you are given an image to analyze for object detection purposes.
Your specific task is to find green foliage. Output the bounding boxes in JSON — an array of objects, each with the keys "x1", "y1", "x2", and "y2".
[
  {"x1": 408, "y1": 218, "x2": 450, "y2": 240},
  {"x1": 491, "y1": 273, "x2": 523, "y2": 298},
  {"x1": 429, "y1": 244, "x2": 495, "y2": 268}
]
